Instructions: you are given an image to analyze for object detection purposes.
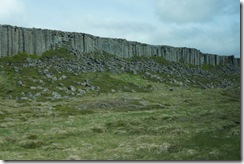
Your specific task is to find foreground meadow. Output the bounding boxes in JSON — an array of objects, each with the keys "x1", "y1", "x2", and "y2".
[{"x1": 0, "y1": 82, "x2": 240, "y2": 160}]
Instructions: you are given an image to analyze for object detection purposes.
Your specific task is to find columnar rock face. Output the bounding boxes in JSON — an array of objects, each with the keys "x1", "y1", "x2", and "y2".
[{"x1": 0, "y1": 24, "x2": 240, "y2": 66}]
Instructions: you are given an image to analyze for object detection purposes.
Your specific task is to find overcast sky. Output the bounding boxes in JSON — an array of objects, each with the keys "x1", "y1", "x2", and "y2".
[{"x1": 0, "y1": 0, "x2": 241, "y2": 57}]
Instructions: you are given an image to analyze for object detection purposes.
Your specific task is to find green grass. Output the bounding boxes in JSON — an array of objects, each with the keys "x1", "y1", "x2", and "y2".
[
  {"x1": 0, "y1": 47, "x2": 72, "y2": 64},
  {"x1": 41, "y1": 47, "x2": 73, "y2": 59},
  {"x1": 0, "y1": 49, "x2": 240, "y2": 160},
  {"x1": 0, "y1": 64, "x2": 153, "y2": 100},
  {"x1": 0, "y1": 85, "x2": 240, "y2": 160},
  {"x1": 0, "y1": 52, "x2": 40, "y2": 63},
  {"x1": 0, "y1": 75, "x2": 15, "y2": 97},
  {"x1": 181, "y1": 130, "x2": 240, "y2": 160}
]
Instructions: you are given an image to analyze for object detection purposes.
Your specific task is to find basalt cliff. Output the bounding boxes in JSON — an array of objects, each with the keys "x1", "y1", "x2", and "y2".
[{"x1": 0, "y1": 24, "x2": 240, "y2": 66}]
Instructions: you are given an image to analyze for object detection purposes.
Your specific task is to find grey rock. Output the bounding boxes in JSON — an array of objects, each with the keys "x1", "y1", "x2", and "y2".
[
  {"x1": 34, "y1": 92, "x2": 41, "y2": 97},
  {"x1": 0, "y1": 71, "x2": 5, "y2": 75},
  {"x1": 63, "y1": 96, "x2": 70, "y2": 99},
  {"x1": 91, "y1": 86, "x2": 100, "y2": 91},
  {"x1": 30, "y1": 86, "x2": 37, "y2": 90},
  {"x1": 45, "y1": 74, "x2": 53, "y2": 79},
  {"x1": 123, "y1": 86, "x2": 129, "y2": 90},
  {"x1": 13, "y1": 66, "x2": 20, "y2": 72},
  {"x1": 109, "y1": 68, "x2": 118, "y2": 74},
  {"x1": 43, "y1": 69, "x2": 49, "y2": 73},
  {"x1": 28, "y1": 77, "x2": 37, "y2": 83},
  {"x1": 39, "y1": 79, "x2": 44, "y2": 84},
  {"x1": 36, "y1": 86, "x2": 43, "y2": 90},
  {"x1": 59, "y1": 75, "x2": 67, "y2": 80},
  {"x1": 179, "y1": 81, "x2": 184, "y2": 86},
  {"x1": 42, "y1": 88, "x2": 50, "y2": 93},
  {"x1": 52, "y1": 92, "x2": 61, "y2": 99},
  {"x1": 52, "y1": 76, "x2": 57, "y2": 81},
  {"x1": 68, "y1": 86, "x2": 76, "y2": 91},
  {"x1": 145, "y1": 72, "x2": 151, "y2": 76},
  {"x1": 20, "y1": 92, "x2": 25, "y2": 96},
  {"x1": 82, "y1": 79, "x2": 91, "y2": 87},
  {"x1": 59, "y1": 83, "x2": 64, "y2": 86},
  {"x1": 48, "y1": 106, "x2": 54, "y2": 110},
  {"x1": 19, "y1": 97, "x2": 29, "y2": 101},
  {"x1": 27, "y1": 92, "x2": 35, "y2": 99},
  {"x1": 132, "y1": 69, "x2": 137, "y2": 75},
  {"x1": 78, "y1": 89, "x2": 86, "y2": 95},
  {"x1": 56, "y1": 87, "x2": 64, "y2": 91},
  {"x1": 17, "y1": 80, "x2": 24, "y2": 86}
]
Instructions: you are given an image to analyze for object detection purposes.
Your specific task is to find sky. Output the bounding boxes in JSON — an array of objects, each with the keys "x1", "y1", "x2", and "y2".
[{"x1": 0, "y1": 0, "x2": 241, "y2": 57}]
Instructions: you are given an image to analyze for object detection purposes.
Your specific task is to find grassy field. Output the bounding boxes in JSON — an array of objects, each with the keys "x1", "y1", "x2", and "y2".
[
  {"x1": 0, "y1": 51, "x2": 240, "y2": 160},
  {"x1": 0, "y1": 78, "x2": 240, "y2": 160}
]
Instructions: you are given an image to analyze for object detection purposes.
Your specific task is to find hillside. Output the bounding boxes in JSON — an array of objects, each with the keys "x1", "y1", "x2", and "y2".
[{"x1": 0, "y1": 48, "x2": 240, "y2": 160}]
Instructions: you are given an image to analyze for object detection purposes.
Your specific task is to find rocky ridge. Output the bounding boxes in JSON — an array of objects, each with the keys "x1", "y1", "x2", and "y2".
[
  {"x1": 0, "y1": 24, "x2": 240, "y2": 66},
  {"x1": 0, "y1": 49, "x2": 240, "y2": 101}
]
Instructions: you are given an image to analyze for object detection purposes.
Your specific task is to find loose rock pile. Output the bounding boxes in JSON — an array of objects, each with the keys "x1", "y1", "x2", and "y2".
[
  {"x1": 0, "y1": 51, "x2": 240, "y2": 101},
  {"x1": 31, "y1": 52, "x2": 240, "y2": 88}
]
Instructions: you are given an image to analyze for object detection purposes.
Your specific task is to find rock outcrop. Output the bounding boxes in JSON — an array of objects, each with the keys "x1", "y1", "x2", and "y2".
[{"x1": 0, "y1": 24, "x2": 240, "y2": 66}]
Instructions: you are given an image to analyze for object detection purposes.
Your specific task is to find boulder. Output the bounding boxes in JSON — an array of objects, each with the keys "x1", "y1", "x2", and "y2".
[
  {"x1": 45, "y1": 74, "x2": 52, "y2": 79},
  {"x1": 42, "y1": 88, "x2": 50, "y2": 93},
  {"x1": 17, "y1": 80, "x2": 24, "y2": 86},
  {"x1": 59, "y1": 83, "x2": 64, "y2": 86},
  {"x1": 91, "y1": 86, "x2": 100, "y2": 91},
  {"x1": 34, "y1": 92, "x2": 41, "y2": 97},
  {"x1": 30, "y1": 86, "x2": 37, "y2": 90},
  {"x1": 52, "y1": 92, "x2": 62, "y2": 99},
  {"x1": 132, "y1": 69, "x2": 137, "y2": 75},
  {"x1": 59, "y1": 75, "x2": 67, "y2": 80},
  {"x1": 19, "y1": 97, "x2": 29, "y2": 101},
  {"x1": 39, "y1": 80, "x2": 44, "y2": 84},
  {"x1": 82, "y1": 79, "x2": 91, "y2": 87},
  {"x1": 68, "y1": 86, "x2": 76, "y2": 92},
  {"x1": 78, "y1": 89, "x2": 86, "y2": 95}
]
